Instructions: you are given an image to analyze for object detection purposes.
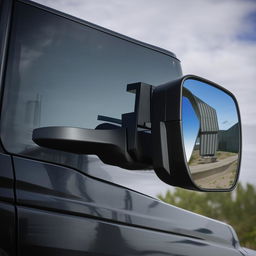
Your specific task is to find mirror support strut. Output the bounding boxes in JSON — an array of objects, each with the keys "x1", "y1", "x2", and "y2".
[{"x1": 33, "y1": 82, "x2": 153, "y2": 169}]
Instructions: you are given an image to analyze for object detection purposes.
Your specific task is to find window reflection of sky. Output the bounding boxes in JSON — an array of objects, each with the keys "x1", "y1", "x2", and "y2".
[
  {"x1": 182, "y1": 97, "x2": 199, "y2": 161},
  {"x1": 9, "y1": 3, "x2": 182, "y2": 131},
  {"x1": 183, "y1": 79, "x2": 238, "y2": 130}
]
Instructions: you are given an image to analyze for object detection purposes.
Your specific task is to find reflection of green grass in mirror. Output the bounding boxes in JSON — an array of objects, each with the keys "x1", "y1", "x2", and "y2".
[
  {"x1": 216, "y1": 151, "x2": 237, "y2": 160},
  {"x1": 188, "y1": 150, "x2": 237, "y2": 166},
  {"x1": 188, "y1": 150, "x2": 200, "y2": 166},
  {"x1": 191, "y1": 159, "x2": 238, "y2": 189}
]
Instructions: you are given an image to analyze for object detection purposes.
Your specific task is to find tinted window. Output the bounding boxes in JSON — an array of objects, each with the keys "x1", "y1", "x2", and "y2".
[{"x1": 1, "y1": 2, "x2": 182, "y2": 185}]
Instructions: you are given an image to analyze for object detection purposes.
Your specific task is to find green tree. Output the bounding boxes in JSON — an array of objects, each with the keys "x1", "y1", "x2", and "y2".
[{"x1": 158, "y1": 182, "x2": 256, "y2": 249}]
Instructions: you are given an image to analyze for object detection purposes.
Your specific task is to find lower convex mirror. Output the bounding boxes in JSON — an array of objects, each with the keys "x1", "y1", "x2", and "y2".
[
  {"x1": 182, "y1": 79, "x2": 240, "y2": 189},
  {"x1": 152, "y1": 75, "x2": 241, "y2": 191}
]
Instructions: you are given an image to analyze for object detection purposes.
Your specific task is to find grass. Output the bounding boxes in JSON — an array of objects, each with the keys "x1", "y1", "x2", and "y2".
[{"x1": 188, "y1": 150, "x2": 237, "y2": 166}]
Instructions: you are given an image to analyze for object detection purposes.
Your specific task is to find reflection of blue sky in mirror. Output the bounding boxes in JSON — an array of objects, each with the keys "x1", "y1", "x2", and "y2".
[
  {"x1": 183, "y1": 79, "x2": 238, "y2": 130},
  {"x1": 182, "y1": 97, "x2": 200, "y2": 161}
]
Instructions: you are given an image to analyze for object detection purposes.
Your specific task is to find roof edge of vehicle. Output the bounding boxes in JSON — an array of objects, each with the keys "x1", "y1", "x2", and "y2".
[{"x1": 19, "y1": 0, "x2": 179, "y2": 61}]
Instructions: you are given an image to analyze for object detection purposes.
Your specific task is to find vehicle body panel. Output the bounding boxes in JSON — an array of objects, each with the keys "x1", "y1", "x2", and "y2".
[
  {"x1": 15, "y1": 156, "x2": 243, "y2": 255},
  {"x1": 0, "y1": 154, "x2": 16, "y2": 256},
  {"x1": 18, "y1": 206, "x2": 243, "y2": 256},
  {"x1": 0, "y1": 202, "x2": 16, "y2": 256}
]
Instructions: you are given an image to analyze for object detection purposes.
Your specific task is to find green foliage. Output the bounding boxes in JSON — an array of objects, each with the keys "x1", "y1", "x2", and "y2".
[{"x1": 158, "y1": 182, "x2": 256, "y2": 249}]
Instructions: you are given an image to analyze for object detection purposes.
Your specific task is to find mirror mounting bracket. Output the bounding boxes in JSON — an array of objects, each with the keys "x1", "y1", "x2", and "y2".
[
  {"x1": 122, "y1": 82, "x2": 152, "y2": 161},
  {"x1": 33, "y1": 82, "x2": 153, "y2": 169}
]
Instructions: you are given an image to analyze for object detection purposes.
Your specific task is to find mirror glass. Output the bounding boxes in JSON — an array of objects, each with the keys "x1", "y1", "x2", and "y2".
[{"x1": 182, "y1": 79, "x2": 240, "y2": 189}]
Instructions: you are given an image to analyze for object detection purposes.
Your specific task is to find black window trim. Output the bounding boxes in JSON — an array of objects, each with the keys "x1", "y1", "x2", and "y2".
[
  {"x1": 0, "y1": 0, "x2": 14, "y2": 153},
  {"x1": 0, "y1": 0, "x2": 13, "y2": 93}
]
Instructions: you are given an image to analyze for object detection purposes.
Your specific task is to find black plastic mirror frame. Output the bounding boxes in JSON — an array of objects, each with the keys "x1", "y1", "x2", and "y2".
[{"x1": 151, "y1": 74, "x2": 242, "y2": 191}]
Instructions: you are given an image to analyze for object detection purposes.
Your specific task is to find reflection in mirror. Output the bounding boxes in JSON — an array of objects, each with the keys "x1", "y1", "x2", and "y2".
[{"x1": 182, "y1": 79, "x2": 240, "y2": 189}]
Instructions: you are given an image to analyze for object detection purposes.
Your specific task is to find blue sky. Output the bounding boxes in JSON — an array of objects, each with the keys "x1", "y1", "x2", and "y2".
[
  {"x1": 184, "y1": 79, "x2": 239, "y2": 130},
  {"x1": 33, "y1": 0, "x2": 256, "y2": 196},
  {"x1": 182, "y1": 97, "x2": 199, "y2": 161}
]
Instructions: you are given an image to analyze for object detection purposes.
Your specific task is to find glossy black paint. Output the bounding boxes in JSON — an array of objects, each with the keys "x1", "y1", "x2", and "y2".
[
  {"x1": 0, "y1": 0, "x2": 12, "y2": 93},
  {"x1": 18, "y1": 206, "x2": 244, "y2": 256},
  {"x1": 0, "y1": 202, "x2": 16, "y2": 256},
  {"x1": 0, "y1": 0, "x2": 13, "y2": 153},
  {"x1": 0, "y1": 154, "x2": 16, "y2": 256},
  {"x1": 0, "y1": 154, "x2": 14, "y2": 203},
  {"x1": 14, "y1": 156, "x2": 244, "y2": 255}
]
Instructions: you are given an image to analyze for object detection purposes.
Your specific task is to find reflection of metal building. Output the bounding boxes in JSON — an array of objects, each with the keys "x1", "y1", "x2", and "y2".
[
  {"x1": 218, "y1": 123, "x2": 239, "y2": 153},
  {"x1": 195, "y1": 97, "x2": 219, "y2": 156},
  {"x1": 183, "y1": 88, "x2": 219, "y2": 157}
]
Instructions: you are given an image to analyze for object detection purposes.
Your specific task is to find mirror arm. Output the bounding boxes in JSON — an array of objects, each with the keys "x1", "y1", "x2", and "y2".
[
  {"x1": 32, "y1": 82, "x2": 154, "y2": 169},
  {"x1": 33, "y1": 126, "x2": 140, "y2": 169}
]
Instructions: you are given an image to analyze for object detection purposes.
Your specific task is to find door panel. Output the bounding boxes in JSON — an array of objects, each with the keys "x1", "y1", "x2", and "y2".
[
  {"x1": 18, "y1": 206, "x2": 243, "y2": 256},
  {"x1": 0, "y1": 203, "x2": 15, "y2": 256},
  {"x1": 14, "y1": 156, "x2": 243, "y2": 255}
]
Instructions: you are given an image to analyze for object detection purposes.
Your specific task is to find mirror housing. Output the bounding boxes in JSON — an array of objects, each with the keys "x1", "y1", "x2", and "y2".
[{"x1": 151, "y1": 75, "x2": 242, "y2": 191}]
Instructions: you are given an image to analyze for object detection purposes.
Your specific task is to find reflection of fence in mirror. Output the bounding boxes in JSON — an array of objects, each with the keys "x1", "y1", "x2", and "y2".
[{"x1": 183, "y1": 79, "x2": 239, "y2": 189}]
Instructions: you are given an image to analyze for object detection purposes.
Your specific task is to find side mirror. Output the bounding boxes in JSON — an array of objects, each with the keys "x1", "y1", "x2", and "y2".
[
  {"x1": 33, "y1": 75, "x2": 242, "y2": 191},
  {"x1": 152, "y1": 75, "x2": 241, "y2": 191}
]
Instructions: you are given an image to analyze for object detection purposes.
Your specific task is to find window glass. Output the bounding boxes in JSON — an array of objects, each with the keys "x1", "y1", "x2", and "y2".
[{"x1": 1, "y1": 2, "x2": 182, "y2": 185}]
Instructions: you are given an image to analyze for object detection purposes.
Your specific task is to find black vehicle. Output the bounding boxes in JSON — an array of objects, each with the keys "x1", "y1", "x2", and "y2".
[{"x1": 0, "y1": 0, "x2": 255, "y2": 255}]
